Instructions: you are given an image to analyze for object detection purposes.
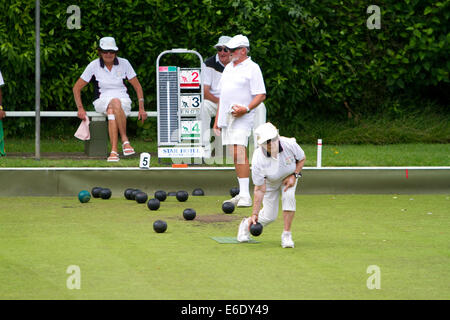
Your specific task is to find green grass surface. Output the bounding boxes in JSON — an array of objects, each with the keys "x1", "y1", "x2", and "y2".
[
  {"x1": 0, "y1": 194, "x2": 448, "y2": 299},
  {"x1": 1, "y1": 139, "x2": 449, "y2": 167}
]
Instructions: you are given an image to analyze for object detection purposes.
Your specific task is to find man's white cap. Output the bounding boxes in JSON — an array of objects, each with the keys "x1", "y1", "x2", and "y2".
[
  {"x1": 254, "y1": 122, "x2": 279, "y2": 145},
  {"x1": 214, "y1": 36, "x2": 232, "y2": 48},
  {"x1": 225, "y1": 34, "x2": 250, "y2": 49},
  {"x1": 99, "y1": 37, "x2": 119, "y2": 51}
]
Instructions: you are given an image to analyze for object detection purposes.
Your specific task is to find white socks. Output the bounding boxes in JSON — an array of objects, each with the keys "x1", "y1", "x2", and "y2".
[{"x1": 238, "y1": 177, "x2": 250, "y2": 198}]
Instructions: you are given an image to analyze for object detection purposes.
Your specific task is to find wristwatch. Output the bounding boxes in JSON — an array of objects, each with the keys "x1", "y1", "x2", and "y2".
[
  {"x1": 293, "y1": 172, "x2": 302, "y2": 179},
  {"x1": 245, "y1": 106, "x2": 250, "y2": 113}
]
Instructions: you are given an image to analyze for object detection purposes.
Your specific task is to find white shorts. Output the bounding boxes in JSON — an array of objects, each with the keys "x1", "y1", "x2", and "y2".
[
  {"x1": 93, "y1": 97, "x2": 132, "y2": 117},
  {"x1": 257, "y1": 179, "x2": 298, "y2": 227},
  {"x1": 221, "y1": 127, "x2": 251, "y2": 147}
]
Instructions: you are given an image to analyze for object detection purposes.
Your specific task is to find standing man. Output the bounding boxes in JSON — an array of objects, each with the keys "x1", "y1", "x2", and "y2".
[
  {"x1": 201, "y1": 35, "x2": 231, "y2": 158},
  {"x1": 0, "y1": 69, "x2": 6, "y2": 156},
  {"x1": 213, "y1": 34, "x2": 266, "y2": 207},
  {"x1": 237, "y1": 122, "x2": 306, "y2": 248}
]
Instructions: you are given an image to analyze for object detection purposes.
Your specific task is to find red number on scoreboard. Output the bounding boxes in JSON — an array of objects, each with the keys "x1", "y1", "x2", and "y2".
[{"x1": 192, "y1": 72, "x2": 199, "y2": 82}]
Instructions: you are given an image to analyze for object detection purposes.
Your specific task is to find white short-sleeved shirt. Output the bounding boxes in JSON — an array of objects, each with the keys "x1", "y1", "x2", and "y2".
[
  {"x1": 80, "y1": 57, "x2": 137, "y2": 100},
  {"x1": 0, "y1": 70, "x2": 4, "y2": 86},
  {"x1": 251, "y1": 136, "x2": 305, "y2": 190},
  {"x1": 217, "y1": 57, "x2": 266, "y2": 130},
  {"x1": 202, "y1": 54, "x2": 225, "y2": 98}
]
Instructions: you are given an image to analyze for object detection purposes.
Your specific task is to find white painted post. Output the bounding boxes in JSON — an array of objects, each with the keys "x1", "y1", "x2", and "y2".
[{"x1": 317, "y1": 139, "x2": 322, "y2": 168}]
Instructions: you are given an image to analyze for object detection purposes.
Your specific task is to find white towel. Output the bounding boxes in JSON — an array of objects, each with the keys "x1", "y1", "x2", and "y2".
[{"x1": 74, "y1": 117, "x2": 90, "y2": 140}]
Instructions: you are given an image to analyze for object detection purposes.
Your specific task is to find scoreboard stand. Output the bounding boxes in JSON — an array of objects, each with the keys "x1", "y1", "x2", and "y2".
[{"x1": 156, "y1": 49, "x2": 205, "y2": 165}]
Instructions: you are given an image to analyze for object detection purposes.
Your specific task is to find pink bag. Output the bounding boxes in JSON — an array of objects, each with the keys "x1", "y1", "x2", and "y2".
[{"x1": 74, "y1": 117, "x2": 90, "y2": 140}]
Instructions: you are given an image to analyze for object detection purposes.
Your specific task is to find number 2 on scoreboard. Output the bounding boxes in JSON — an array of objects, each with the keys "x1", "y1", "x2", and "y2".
[{"x1": 192, "y1": 71, "x2": 199, "y2": 82}]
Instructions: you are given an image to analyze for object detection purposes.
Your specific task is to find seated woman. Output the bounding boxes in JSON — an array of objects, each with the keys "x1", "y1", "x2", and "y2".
[{"x1": 73, "y1": 36, "x2": 147, "y2": 162}]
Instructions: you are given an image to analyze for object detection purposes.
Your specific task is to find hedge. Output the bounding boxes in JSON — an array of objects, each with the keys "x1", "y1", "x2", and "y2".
[{"x1": 0, "y1": 0, "x2": 448, "y2": 137}]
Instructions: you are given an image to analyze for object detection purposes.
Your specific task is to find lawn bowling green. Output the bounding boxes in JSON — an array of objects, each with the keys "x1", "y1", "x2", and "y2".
[
  {"x1": 0, "y1": 167, "x2": 448, "y2": 299},
  {"x1": 0, "y1": 193, "x2": 448, "y2": 299}
]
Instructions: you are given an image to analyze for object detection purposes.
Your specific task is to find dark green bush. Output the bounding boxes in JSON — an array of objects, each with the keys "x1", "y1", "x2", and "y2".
[{"x1": 0, "y1": 0, "x2": 448, "y2": 140}]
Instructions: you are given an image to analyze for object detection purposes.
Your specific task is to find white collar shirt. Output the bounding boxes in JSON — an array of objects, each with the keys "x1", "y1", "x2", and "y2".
[
  {"x1": 251, "y1": 137, "x2": 305, "y2": 190},
  {"x1": 217, "y1": 57, "x2": 266, "y2": 130},
  {"x1": 80, "y1": 57, "x2": 137, "y2": 100}
]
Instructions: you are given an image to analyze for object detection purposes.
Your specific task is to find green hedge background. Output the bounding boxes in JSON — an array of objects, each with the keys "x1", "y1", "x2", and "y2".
[{"x1": 0, "y1": 0, "x2": 448, "y2": 140}]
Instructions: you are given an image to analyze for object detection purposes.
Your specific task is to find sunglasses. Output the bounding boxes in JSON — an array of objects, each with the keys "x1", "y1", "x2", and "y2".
[
  {"x1": 216, "y1": 47, "x2": 229, "y2": 53},
  {"x1": 229, "y1": 47, "x2": 243, "y2": 53},
  {"x1": 101, "y1": 50, "x2": 117, "y2": 54},
  {"x1": 262, "y1": 138, "x2": 278, "y2": 145}
]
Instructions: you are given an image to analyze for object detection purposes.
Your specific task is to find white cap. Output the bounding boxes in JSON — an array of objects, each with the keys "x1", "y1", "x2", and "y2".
[
  {"x1": 225, "y1": 34, "x2": 250, "y2": 49},
  {"x1": 214, "y1": 36, "x2": 232, "y2": 48},
  {"x1": 99, "y1": 37, "x2": 119, "y2": 51},
  {"x1": 254, "y1": 122, "x2": 279, "y2": 145}
]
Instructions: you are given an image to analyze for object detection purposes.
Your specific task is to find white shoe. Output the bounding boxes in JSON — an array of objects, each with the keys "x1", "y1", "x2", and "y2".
[
  {"x1": 223, "y1": 195, "x2": 240, "y2": 205},
  {"x1": 237, "y1": 218, "x2": 251, "y2": 242},
  {"x1": 237, "y1": 195, "x2": 252, "y2": 207},
  {"x1": 281, "y1": 231, "x2": 294, "y2": 248}
]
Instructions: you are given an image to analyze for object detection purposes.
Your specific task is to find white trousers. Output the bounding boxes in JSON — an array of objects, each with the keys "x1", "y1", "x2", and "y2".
[{"x1": 257, "y1": 180, "x2": 298, "y2": 227}]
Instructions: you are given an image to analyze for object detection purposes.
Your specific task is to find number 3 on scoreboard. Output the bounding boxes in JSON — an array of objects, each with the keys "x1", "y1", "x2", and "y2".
[{"x1": 192, "y1": 96, "x2": 200, "y2": 108}]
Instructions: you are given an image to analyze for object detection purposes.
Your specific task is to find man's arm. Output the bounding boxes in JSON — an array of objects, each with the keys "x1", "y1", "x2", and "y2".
[
  {"x1": 250, "y1": 182, "x2": 266, "y2": 225},
  {"x1": 204, "y1": 85, "x2": 219, "y2": 104},
  {"x1": 231, "y1": 93, "x2": 266, "y2": 117},
  {"x1": 282, "y1": 157, "x2": 305, "y2": 192}
]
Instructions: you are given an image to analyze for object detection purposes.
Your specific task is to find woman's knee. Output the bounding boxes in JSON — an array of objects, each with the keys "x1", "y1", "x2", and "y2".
[
  {"x1": 107, "y1": 98, "x2": 122, "y2": 112},
  {"x1": 257, "y1": 207, "x2": 278, "y2": 227}
]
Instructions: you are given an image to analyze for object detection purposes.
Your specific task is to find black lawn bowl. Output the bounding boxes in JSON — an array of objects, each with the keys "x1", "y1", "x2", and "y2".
[
  {"x1": 131, "y1": 189, "x2": 142, "y2": 200},
  {"x1": 250, "y1": 222, "x2": 263, "y2": 237},
  {"x1": 147, "y1": 198, "x2": 160, "y2": 211},
  {"x1": 154, "y1": 190, "x2": 167, "y2": 202},
  {"x1": 168, "y1": 191, "x2": 177, "y2": 197},
  {"x1": 153, "y1": 220, "x2": 167, "y2": 233},
  {"x1": 176, "y1": 191, "x2": 189, "y2": 202},
  {"x1": 230, "y1": 187, "x2": 240, "y2": 198},
  {"x1": 192, "y1": 188, "x2": 204, "y2": 196},
  {"x1": 222, "y1": 202, "x2": 235, "y2": 214},
  {"x1": 135, "y1": 192, "x2": 148, "y2": 204},
  {"x1": 124, "y1": 188, "x2": 135, "y2": 200},
  {"x1": 100, "y1": 188, "x2": 112, "y2": 200},
  {"x1": 183, "y1": 208, "x2": 196, "y2": 220},
  {"x1": 91, "y1": 187, "x2": 103, "y2": 198}
]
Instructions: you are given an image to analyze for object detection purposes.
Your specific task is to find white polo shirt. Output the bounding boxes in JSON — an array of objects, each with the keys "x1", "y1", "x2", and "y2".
[
  {"x1": 0, "y1": 70, "x2": 4, "y2": 86},
  {"x1": 202, "y1": 54, "x2": 225, "y2": 98},
  {"x1": 80, "y1": 57, "x2": 137, "y2": 100},
  {"x1": 217, "y1": 57, "x2": 266, "y2": 130},
  {"x1": 251, "y1": 137, "x2": 305, "y2": 190}
]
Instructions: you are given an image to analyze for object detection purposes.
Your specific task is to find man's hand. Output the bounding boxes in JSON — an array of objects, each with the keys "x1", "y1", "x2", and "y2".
[
  {"x1": 249, "y1": 213, "x2": 258, "y2": 229},
  {"x1": 282, "y1": 174, "x2": 297, "y2": 192},
  {"x1": 230, "y1": 104, "x2": 248, "y2": 118},
  {"x1": 213, "y1": 123, "x2": 221, "y2": 136},
  {"x1": 0, "y1": 110, "x2": 5, "y2": 120}
]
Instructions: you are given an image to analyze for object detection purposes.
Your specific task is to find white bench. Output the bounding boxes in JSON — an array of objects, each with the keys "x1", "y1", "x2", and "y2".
[
  {"x1": 5, "y1": 111, "x2": 157, "y2": 118},
  {"x1": 5, "y1": 111, "x2": 158, "y2": 156}
]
